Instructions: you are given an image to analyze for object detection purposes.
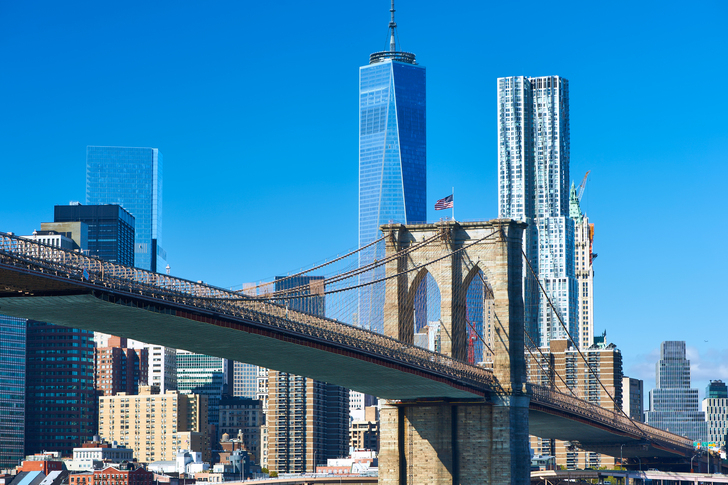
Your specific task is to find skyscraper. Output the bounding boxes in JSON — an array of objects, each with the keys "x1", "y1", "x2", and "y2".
[
  {"x1": 702, "y1": 380, "x2": 728, "y2": 448},
  {"x1": 265, "y1": 276, "x2": 349, "y2": 474},
  {"x1": 86, "y1": 146, "x2": 166, "y2": 273},
  {"x1": 497, "y1": 76, "x2": 577, "y2": 347},
  {"x1": 569, "y1": 183, "x2": 595, "y2": 348},
  {"x1": 52, "y1": 203, "x2": 135, "y2": 266},
  {"x1": 0, "y1": 315, "x2": 26, "y2": 468},
  {"x1": 358, "y1": 4, "x2": 425, "y2": 332},
  {"x1": 645, "y1": 341, "x2": 707, "y2": 440},
  {"x1": 25, "y1": 321, "x2": 96, "y2": 456}
]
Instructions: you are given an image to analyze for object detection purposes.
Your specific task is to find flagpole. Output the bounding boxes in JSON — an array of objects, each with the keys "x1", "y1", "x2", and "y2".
[{"x1": 452, "y1": 186, "x2": 455, "y2": 221}]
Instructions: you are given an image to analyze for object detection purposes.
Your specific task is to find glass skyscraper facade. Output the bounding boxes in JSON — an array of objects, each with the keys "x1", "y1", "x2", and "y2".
[
  {"x1": 176, "y1": 351, "x2": 232, "y2": 440},
  {"x1": 358, "y1": 25, "x2": 426, "y2": 333},
  {"x1": 53, "y1": 204, "x2": 135, "y2": 265},
  {"x1": 86, "y1": 146, "x2": 166, "y2": 272},
  {"x1": 233, "y1": 362, "x2": 260, "y2": 399},
  {"x1": 25, "y1": 321, "x2": 95, "y2": 456},
  {"x1": 0, "y1": 315, "x2": 25, "y2": 468},
  {"x1": 645, "y1": 341, "x2": 707, "y2": 440},
  {"x1": 497, "y1": 75, "x2": 577, "y2": 347}
]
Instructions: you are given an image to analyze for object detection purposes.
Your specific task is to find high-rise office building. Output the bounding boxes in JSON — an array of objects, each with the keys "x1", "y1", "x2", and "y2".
[
  {"x1": 86, "y1": 146, "x2": 166, "y2": 273},
  {"x1": 569, "y1": 184, "x2": 595, "y2": 349},
  {"x1": 498, "y1": 75, "x2": 577, "y2": 347},
  {"x1": 52, "y1": 204, "x2": 135, "y2": 266},
  {"x1": 95, "y1": 336, "x2": 148, "y2": 396},
  {"x1": 265, "y1": 276, "x2": 349, "y2": 474},
  {"x1": 0, "y1": 315, "x2": 26, "y2": 468},
  {"x1": 527, "y1": 335, "x2": 623, "y2": 469},
  {"x1": 702, "y1": 380, "x2": 728, "y2": 448},
  {"x1": 645, "y1": 341, "x2": 707, "y2": 441},
  {"x1": 176, "y1": 351, "x2": 232, "y2": 441},
  {"x1": 622, "y1": 376, "x2": 644, "y2": 423},
  {"x1": 25, "y1": 321, "x2": 96, "y2": 456},
  {"x1": 233, "y1": 362, "x2": 260, "y2": 399},
  {"x1": 358, "y1": 5, "x2": 425, "y2": 333}
]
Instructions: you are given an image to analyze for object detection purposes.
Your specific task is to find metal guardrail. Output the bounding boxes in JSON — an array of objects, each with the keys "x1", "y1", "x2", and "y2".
[
  {"x1": 529, "y1": 383, "x2": 694, "y2": 451},
  {"x1": 0, "y1": 231, "x2": 494, "y2": 391}
]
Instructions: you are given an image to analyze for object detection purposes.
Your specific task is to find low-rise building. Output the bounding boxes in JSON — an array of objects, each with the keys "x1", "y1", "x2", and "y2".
[
  {"x1": 67, "y1": 439, "x2": 133, "y2": 471},
  {"x1": 68, "y1": 464, "x2": 152, "y2": 485}
]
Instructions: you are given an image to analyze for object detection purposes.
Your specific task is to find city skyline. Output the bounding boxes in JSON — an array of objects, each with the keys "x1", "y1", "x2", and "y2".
[{"x1": 1, "y1": 0, "x2": 727, "y2": 400}]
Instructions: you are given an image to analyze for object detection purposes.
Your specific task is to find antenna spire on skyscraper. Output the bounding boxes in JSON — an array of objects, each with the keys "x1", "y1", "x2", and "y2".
[
  {"x1": 369, "y1": 0, "x2": 417, "y2": 65},
  {"x1": 389, "y1": 0, "x2": 397, "y2": 52}
]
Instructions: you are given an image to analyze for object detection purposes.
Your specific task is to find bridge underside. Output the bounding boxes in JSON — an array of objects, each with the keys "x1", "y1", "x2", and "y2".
[
  {"x1": 530, "y1": 407, "x2": 687, "y2": 460},
  {"x1": 0, "y1": 267, "x2": 483, "y2": 401}
]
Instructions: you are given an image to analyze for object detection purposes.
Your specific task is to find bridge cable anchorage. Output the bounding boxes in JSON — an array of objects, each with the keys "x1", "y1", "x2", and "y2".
[
  {"x1": 237, "y1": 235, "x2": 387, "y2": 295},
  {"x1": 521, "y1": 248, "x2": 651, "y2": 440}
]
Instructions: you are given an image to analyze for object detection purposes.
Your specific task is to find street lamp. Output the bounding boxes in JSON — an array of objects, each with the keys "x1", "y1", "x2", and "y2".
[{"x1": 620, "y1": 444, "x2": 625, "y2": 469}]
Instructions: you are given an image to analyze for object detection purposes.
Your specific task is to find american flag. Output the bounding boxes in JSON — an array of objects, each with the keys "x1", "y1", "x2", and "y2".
[{"x1": 435, "y1": 194, "x2": 454, "y2": 210}]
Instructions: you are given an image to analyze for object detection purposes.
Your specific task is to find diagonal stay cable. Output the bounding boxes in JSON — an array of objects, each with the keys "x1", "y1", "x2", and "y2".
[{"x1": 521, "y1": 248, "x2": 649, "y2": 439}]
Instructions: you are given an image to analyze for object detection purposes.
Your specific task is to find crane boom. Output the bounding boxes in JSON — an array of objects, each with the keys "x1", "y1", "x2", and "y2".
[{"x1": 577, "y1": 170, "x2": 590, "y2": 201}]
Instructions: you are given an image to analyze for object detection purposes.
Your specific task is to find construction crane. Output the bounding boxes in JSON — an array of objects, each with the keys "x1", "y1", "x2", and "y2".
[{"x1": 577, "y1": 170, "x2": 590, "y2": 201}]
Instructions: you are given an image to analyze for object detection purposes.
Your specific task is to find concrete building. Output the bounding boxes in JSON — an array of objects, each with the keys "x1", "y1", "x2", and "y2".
[
  {"x1": 217, "y1": 397, "x2": 263, "y2": 464},
  {"x1": 527, "y1": 336, "x2": 623, "y2": 469},
  {"x1": 176, "y1": 351, "x2": 232, "y2": 441},
  {"x1": 0, "y1": 315, "x2": 26, "y2": 469},
  {"x1": 645, "y1": 341, "x2": 707, "y2": 441},
  {"x1": 622, "y1": 376, "x2": 644, "y2": 422},
  {"x1": 98, "y1": 386, "x2": 209, "y2": 463},
  {"x1": 95, "y1": 337, "x2": 148, "y2": 396},
  {"x1": 349, "y1": 391, "x2": 377, "y2": 422},
  {"x1": 25, "y1": 321, "x2": 96, "y2": 457},
  {"x1": 68, "y1": 439, "x2": 133, "y2": 471},
  {"x1": 21, "y1": 230, "x2": 77, "y2": 250},
  {"x1": 350, "y1": 406, "x2": 379, "y2": 452},
  {"x1": 52, "y1": 204, "x2": 135, "y2": 266},
  {"x1": 497, "y1": 75, "x2": 577, "y2": 348},
  {"x1": 702, "y1": 380, "x2": 728, "y2": 448},
  {"x1": 263, "y1": 276, "x2": 349, "y2": 474},
  {"x1": 232, "y1": 362, "x2": 259, "y2": 399},
  {"x1": 569, "y1": 183, "x2": 595, "y2": 349}
]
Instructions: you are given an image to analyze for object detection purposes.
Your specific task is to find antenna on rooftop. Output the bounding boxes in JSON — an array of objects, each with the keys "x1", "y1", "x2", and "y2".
[{"x1": 389, "y1": 0, "x2": 397, "y2": 52}]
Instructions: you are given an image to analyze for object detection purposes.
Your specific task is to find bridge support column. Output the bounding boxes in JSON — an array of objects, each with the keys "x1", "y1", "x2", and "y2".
[{"x1": 379, "y1": 399, "x2": 530, "y2": 485}]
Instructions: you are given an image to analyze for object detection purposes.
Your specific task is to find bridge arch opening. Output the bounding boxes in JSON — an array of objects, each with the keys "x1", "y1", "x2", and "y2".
[
  {"x1": 462, "y1": 265, "x2": 495, "y2": 366},
  {"x1": 407, "y1": 268, "x2": 441, "y2": 352}
]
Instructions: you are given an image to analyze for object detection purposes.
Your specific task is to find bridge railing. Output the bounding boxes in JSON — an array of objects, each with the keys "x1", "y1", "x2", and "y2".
[
  {"x1": 528, "y1": 383, "x2": 694, "y2": 452},
  {"x1": 0, "y1": 231, "x2": 495, "y2": 391}
]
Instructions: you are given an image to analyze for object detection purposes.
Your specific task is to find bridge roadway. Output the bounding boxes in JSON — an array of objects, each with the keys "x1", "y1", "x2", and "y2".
[{"x1": 0, "y1": 232, "x2": 699, "y2": 465}]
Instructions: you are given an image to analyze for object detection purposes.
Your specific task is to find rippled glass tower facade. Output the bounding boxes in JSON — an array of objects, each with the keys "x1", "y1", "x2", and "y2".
[
  {"x1": 86, "y1": 146, "x2": 166, "y2": 272},
  {"x1": 0, "y1": 315, "x2": 25, "y2": 468},
  {"x1": 358, "y1": 49, "x2": 426, "y2": 332},
  {"x1": 645, "y1": 341, "x2": 707, "y2": 440},
  {"x1": 497, "y1": 76, "x2": 577, "y2": 347}
]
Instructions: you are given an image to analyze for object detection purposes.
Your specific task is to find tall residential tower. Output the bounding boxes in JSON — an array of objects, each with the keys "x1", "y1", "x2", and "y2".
[
  {"x1": 358, "y1": 3, "x2": 425, "y2": 332},
  {"x1": 497, "y1": 76, "x2": 577, "y2": 347}
]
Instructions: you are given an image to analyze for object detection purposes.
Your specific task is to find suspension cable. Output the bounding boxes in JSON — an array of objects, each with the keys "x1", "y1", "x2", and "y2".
[{"x1": 522, "y1": 248, "x2": 649, "y2": 438}]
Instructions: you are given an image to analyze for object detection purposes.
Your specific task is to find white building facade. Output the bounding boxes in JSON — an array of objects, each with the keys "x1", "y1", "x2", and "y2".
[{"x1": 498, "y1": 75, "x2": 577, "y2": 347}]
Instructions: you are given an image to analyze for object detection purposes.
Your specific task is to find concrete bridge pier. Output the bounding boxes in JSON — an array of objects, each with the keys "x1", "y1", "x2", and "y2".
[{"x1": 379, "y1": 397, "x2": 530, "y2": 485}]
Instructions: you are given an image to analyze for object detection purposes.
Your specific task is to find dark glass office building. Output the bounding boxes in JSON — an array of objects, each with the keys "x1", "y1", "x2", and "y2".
[
  {"x1": 86, "y1": 146, "x2": 166, "y2": 272},
  {"x1": 54, "y1": 204, "x2": 135, "y2": 266},
  {"x1": 24, "y1": 321, "x2": 95, "y2": 456},
  {"x1": 0, "y1": 315, "x2": 26, "y2": 468},
  {"x1": 358, "y1": 10, "x2": 426, "y2": 333}
]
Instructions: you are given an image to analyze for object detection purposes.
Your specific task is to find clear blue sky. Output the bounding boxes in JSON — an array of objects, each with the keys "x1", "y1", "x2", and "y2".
[{"x1": 1, "y1": 1, "x2": 727, "y2": 400}]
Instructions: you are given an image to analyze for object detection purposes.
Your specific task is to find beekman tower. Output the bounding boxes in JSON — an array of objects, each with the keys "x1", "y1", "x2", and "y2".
[
  {"x1": 497, "y1": 76, "x2": 577, "y2": 347},
  {"x1": 358, "y1": 1, "x2": 426, "y2": 332}
]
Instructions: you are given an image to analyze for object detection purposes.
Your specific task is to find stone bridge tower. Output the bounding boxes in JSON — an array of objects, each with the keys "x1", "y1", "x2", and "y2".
[{"x1": 378, "y1": 219, "x2": 530, "y2": 485}]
